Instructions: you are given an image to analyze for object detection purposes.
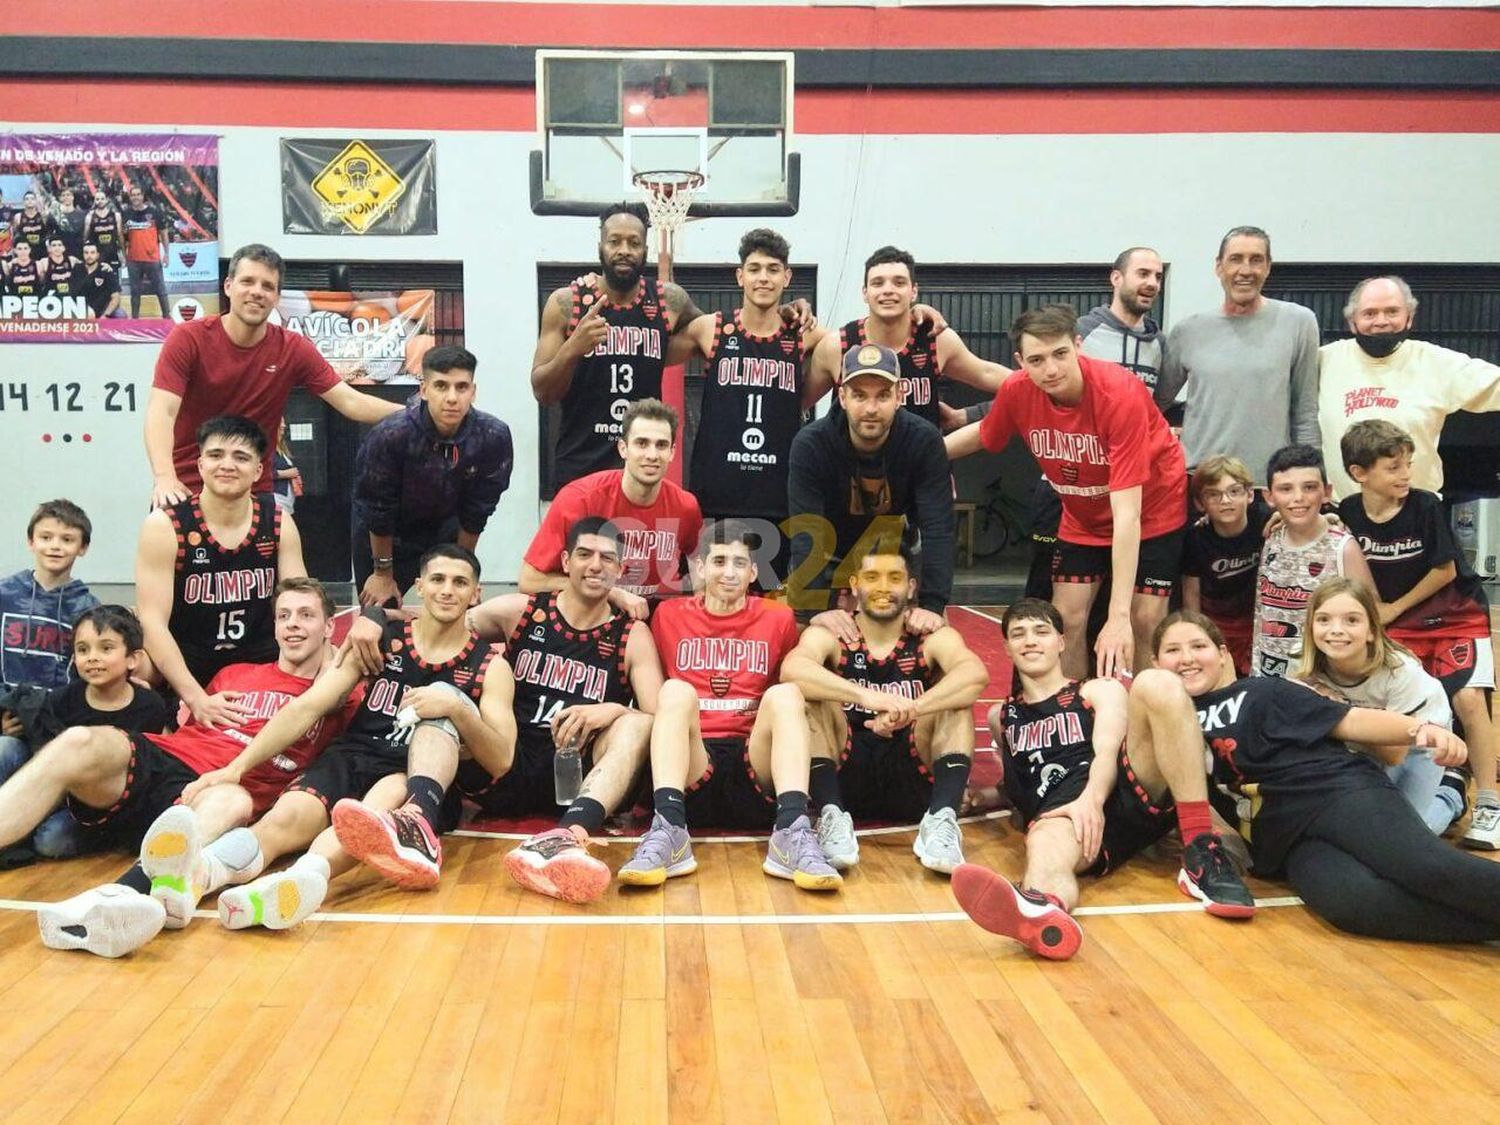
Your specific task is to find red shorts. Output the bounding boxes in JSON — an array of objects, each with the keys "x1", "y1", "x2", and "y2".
[
  {"x1": 1390, "y1": 630, "x2": 1494, "y2": 696},
  {"x1": 1206, "y1": 612, "x2": 1253, "y2": 678}
]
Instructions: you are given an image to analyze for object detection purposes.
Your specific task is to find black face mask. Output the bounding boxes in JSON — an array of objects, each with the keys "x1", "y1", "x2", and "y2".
[{"x1": 1354, "y1": 329, "x2": 1410, "y2": 358}]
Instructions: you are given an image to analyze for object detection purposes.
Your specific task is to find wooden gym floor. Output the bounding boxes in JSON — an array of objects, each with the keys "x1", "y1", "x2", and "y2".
[{"x1": 1, "y1": 607, "x2": 1498, "y2": 1122}]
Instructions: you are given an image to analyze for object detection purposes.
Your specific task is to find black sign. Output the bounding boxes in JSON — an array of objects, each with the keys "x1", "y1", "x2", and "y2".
[{"x1": 281, "y1": 139, "x2": 436, "y2": 236}]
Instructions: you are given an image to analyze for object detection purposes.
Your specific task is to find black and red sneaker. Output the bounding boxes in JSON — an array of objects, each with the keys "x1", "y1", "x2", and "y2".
[
  {"x1": 332, "y1": 800, "x2": 442, "y2": 890},
  {"x1": 952, "y1": 864, "x2": 1082, "y2": 960},
  {"x1": 1178, "y1": 833, "x2": 1256, "y2": 919}
]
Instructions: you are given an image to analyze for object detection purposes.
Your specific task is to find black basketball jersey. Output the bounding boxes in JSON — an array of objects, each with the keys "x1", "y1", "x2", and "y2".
[
  {"x1": 999, "y1": 681, "x2": 1096, "y2": 824},
  {"x1": 88, "y1": 210, "x2": 121, "y2": 262},
  {"x1": 505, "y1": 591, "x2": 634, "y2": 733},
  {"x1": 837, "y1": 629, "x2": 934, "y2": 735},
  {"x1": 11, "y1": 212, "x2": 46, "y2": 258},
  {"x1": 345, "y1": 618, "x2": 494, "y2": 751},
  {"x1": 839, "y1": 317, "x2": 943, "y2": 427},
  {"x1": 43, "y1": 256, "x2": 80, "y2": 297},
  {"x1": 167, "y1": 494, "x2": 281, "y2": 676},
  {"x1": 4, "y1": 260, "x2": 41, "y2": 297},
  {"x1": 553, "y1": 279, "x2": 669, "y2": 488},
  {"x1": 690, "y1": 310, "x2": 804, "y2": 519}
]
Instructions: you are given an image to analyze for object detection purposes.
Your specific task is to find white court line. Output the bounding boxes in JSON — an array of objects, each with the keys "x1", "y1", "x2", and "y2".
[
  {"x1": 952, "y1": 604, "x2": 1007, "y2": 625},
  {"x1": 0, "y1": 895, "x2": 1306, "y2": 927},
  {"x1": 452, "y1": 809, "x2": 1012, "y2": 844}
]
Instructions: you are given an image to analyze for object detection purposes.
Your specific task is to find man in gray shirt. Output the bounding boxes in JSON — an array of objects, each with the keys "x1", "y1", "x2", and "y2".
[{"x1": 1158, "y1": 225, "x2": 1320, "y2": 484}]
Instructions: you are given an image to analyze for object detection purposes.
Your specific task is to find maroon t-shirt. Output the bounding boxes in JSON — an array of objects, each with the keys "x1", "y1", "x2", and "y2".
[{"x1": 153, "y1": 316, "x2": 340, "y2": 491}]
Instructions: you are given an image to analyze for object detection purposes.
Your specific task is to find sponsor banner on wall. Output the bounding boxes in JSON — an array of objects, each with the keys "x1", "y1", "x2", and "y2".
[
  {"x1": 0, "y1": 132, "x2": 221, "y2": 343},
  {"x1": 281, "y1": 139, "x2": 437, "y2": 236},
  {"x1": 271, "y1": 286, "x2": 441, "y2": 385}
]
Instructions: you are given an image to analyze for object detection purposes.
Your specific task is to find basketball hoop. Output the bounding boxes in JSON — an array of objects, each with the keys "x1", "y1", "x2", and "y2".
[{"x1": 633, "y1": 170, "x2": 704, "y2": 280}]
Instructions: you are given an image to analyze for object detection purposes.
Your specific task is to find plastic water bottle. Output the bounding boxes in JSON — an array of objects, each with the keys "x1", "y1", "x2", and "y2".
[{"x1": 554, "y1": 738, "x2": 582, "y2": 805}]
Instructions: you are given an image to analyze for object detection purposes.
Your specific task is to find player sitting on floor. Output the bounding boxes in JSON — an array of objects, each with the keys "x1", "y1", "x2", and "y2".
[
  {"x1": 25, "y1": 579, "x2": 352, "y2": 957},
  {"x1": 951, "y1": 598, "x2": 1256, "y2": 961},
  {"x1": 781, "y1": 539, "x2": 987, "y2": 874},
  {"x1": 178, "y1": 545, "x2": 513, "y2": 931},
  {"x1": 618, "y1": 520, "x2": 842, "y2": 891},
  {"x1": 345, "y1": 516, "x2": 663, "y2": 904}
]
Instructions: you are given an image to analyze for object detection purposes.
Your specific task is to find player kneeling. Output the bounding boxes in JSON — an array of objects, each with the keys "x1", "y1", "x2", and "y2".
[
  {"x1": 952, "y1": 598, "x2": 1254, "y2": 960},
  {"x1": 619, "y1": 522, "x2": 841, "y2": 890},
  {"x1": 444, "y1": 517, "x2": 661, "y2": 903},
  {"x1": 781, "y1": 540, "x2": 988, "y2": 873}
]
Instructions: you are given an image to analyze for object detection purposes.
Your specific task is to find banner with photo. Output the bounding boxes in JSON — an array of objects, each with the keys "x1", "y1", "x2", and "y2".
[
  {"x1": 0, "y1": 132, "x2": 220, "y2": 343},
  {"x1": 273, "y1": 286, "x2": 442, "y2": 385},
  {"x1": 281, "y1": 139, "x2": 437, "y2": 236}
]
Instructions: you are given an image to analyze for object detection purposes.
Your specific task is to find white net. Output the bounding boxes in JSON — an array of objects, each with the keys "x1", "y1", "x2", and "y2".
[{"x1": 633, "y1": 170, "x2": 704, "y2": 239}]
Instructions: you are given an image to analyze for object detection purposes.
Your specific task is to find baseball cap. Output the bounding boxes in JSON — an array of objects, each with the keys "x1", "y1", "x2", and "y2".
[{"x1": 839, "y1": 343, "x2": 900, "y2": 385}]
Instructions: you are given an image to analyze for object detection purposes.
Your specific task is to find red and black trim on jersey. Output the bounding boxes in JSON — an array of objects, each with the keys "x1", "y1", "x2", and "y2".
[{"x1": 839, "y1": 316, "x2": 943, "y2": 426}]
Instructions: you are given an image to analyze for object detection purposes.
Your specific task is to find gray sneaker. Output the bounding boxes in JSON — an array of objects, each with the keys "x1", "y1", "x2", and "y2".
[
  {"x1": 914, "y1": 807, "x2": 965, "y2": 874},
  {"x1": 816, "y1": 805, "x2": 859, "y2": 870},
  {"x1": 764, "y1": 815, "x2": 842, "y2": 891},
  {"x1": 618, "y1": 814, "x2": 697, "y2": 887},
  {"x1": 1463, "y1": 805, "x2": 1500, "y2": 850}
]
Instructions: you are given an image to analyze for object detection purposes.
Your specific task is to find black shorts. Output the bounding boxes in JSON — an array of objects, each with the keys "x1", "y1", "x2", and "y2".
[
  {"x1": 1052, "y1": 525, "x2": 1186, "y2": 597},
  {"x1": 684, "y1": 737, "x2": 776, "y2": 830},
  {"x1": 66, "y1": 732, "x2": 198, "y2": 848},
  {"x1": 458, "y1": 725, "x2": 594, "y2": 818},
  {"x1": 288, "y1": 736, "x2": 407, "y2": 812},
  {"x1": 1031, "y1": 747, "x2": 1176, "y2": 876},
  {"x1": 839, "y1": 725, "x2": 932, "y2": 822}
]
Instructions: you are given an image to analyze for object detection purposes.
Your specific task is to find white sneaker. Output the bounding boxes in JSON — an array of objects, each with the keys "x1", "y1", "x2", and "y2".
[
  {"x1": 1462, "y1": 805, "x2": 1500, "y2": 850},
  {"x1": 217, "y1": 859, "x2": 328, "y2": 931},
  {"x1": 816, "y1": 805, "x2": 859, "y2": 870},
  {"x1": 913, "y1": 807, "x2": 965, "y2": 875},
  {"x1": 141, "y1": 805, "x2": 206, "y2": 930},
  {"x1": 38, "y1": 884, "x2": 166, "y2": 958}
]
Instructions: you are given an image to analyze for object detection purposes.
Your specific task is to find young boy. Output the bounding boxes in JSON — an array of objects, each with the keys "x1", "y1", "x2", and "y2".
[
  {"x1": 0, "y1": 500, "x2": 99, "y2": 693},
  {"x1": 1250, "y1": 444, "x2": 1375, "y2": 678},
  {"x1": 1338, "y1": 419, "x2": 1500, "y2": 847},
  {"x1": 952, "y1": 598, "x2": 1253, "y2": 961},
  {"x1": 1181, "y1": 455, "x2": 1270, "y2": 677},
  {"x1": 1, "y1": 605, "x2": 168, "y2": 862}
]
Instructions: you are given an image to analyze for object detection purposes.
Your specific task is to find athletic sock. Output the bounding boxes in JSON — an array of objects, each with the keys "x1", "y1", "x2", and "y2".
[
  {"x1": 292, "y1": 852, "x2": 331, "y2": 882},
  {"x1": 654, "y1": 787, "x2": 688, "y2": 828},
  {"x1": 1175, "y1": 799, "x2": 1213, "y2": 844},
  {"x1": 929, "y1": 753, "x2": 973, "y2": 814},
  {"x1": 404, "y1": 775, "x2": 446, "y2": 826},
  {"x1": 202, "y1": 828, "x2": 264, "y2": 893},
  {"x1": 774, "y1": 791, "x2": 809, "y2": 831},
  {"x1": 560, "y1": 797, "x2": 607, "y2": 835},
  {"x1": 808, "y1": 757, "x2": 843, "y2": 811},
  {"x1": 1477, "y1": 787, "x2": 1500, "y2": 810},
  {"x1": 1025, "y1": 887, "x2": 1070, "y2": 913},
  {"x1": 117, "y1": 863, "x2": 151, "y2": 895}
]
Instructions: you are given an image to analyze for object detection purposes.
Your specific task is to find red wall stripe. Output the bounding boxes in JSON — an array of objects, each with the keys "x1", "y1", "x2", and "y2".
[
  {"x1": 4, "y1": 80, "x2": 1499, "y2": 135},
  {"x1": 11, "y1": 3, "x2": 1500, "y2": 50}
]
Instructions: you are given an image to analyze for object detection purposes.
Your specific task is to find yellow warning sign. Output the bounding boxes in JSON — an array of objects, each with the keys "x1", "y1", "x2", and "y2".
[{"x1": 310, "y1": 140, "x2": 406, "y2": 235}]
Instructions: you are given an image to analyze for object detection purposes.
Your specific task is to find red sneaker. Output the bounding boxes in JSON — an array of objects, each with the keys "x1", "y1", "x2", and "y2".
[
  {"x1": 332, "y1": 800, "x2": 442, "y2": 890},
  {"x1": 952, "y1": 863, "x2": 1082, "y2": 961},
  {"x1": 504, "y1": 826, "x2": 611, "y2": 904}
]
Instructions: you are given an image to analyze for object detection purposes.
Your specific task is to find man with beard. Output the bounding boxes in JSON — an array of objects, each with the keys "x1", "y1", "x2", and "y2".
[
  {"x1": 146, "y1": 243, "x2": 399, "y2": 508},
  {"x1": 1318, "y1": 275, "x2": 1500, "y2": 501},
  {"x1": 781, "y1": 540, "x2": 988, "y2": 873},
  {"x1": 531, "y1": 204, "x2": 706, "y2": 488},
  {"x1": 83, "y1": 192, "x2": 124, "y2": 267},
  {"x1": 122, "y1": 184, "x2": 171, "y2": 318},
  {"x1": 1157, "y1": 226, "x2": 1320, "y2": 485},
  {"x1": 80, "y1": 243, "x2": 121, "y2": 319}
]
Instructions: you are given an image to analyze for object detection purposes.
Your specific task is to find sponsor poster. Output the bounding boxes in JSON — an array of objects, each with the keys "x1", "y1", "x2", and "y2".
[
  {"x1": 281, "y1": 139, "x2": 437, "y2": 236},
  {"x1": 273, "y1": 286, "x2": 441, "y2": 385},
  {"x1": 0, "y1": 132, "x2": 220, "y2": 343}
]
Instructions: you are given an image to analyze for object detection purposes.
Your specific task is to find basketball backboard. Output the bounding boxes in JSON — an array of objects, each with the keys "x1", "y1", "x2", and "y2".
[{"x1": 531, "y1": 50, "x2": 799, "y2": 218}]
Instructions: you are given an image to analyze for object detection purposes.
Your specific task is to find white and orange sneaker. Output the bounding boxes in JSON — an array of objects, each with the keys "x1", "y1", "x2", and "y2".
[
  {"x1": 332, "y1": 800, "x2": 442, "y2": 890},
  {"x1": 504, "y1": 825, "x2": 611, "y2": 903}
]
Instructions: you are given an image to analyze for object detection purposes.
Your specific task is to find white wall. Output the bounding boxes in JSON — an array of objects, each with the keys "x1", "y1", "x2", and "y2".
[{"x1": 5, "y1": 123, "x2": 1498, "y2": 582}]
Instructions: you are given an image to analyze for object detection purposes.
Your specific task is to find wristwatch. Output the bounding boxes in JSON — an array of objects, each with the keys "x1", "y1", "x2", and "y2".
[{"x1": 372, "y1": 556, "x2": 394, "y2": 573}]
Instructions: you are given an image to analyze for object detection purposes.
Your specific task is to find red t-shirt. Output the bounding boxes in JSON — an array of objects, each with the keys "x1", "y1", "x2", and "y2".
[
  {"x1": 153, "y1": 317, "x2": 341, "y2": 492},
  {"x1": 650, "y1": 595, "x2": 799, "y2": 739},
  {"x1": 148, "y1": 661, "x2": 360, "y2": 815},
  {"x1": 979, "y1": 355, "x2": 1186, "y2": 546},
  {"x1": 525, "y1": 470, "x2": 703, "y2": 598}
]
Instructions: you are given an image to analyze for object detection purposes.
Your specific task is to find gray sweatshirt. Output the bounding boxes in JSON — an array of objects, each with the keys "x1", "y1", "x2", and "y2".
[{"x1": 1158, "y1": 297, "x2": 1321, "y2": 484}]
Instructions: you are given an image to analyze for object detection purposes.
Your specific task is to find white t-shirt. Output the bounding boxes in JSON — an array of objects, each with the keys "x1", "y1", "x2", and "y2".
[
  {"x1": 1318, "y1": 338, "x2": 1500, "y2": 500},
  {"x1": 1310, "y1": 650, "x2": 1452, "y2": 729}
]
